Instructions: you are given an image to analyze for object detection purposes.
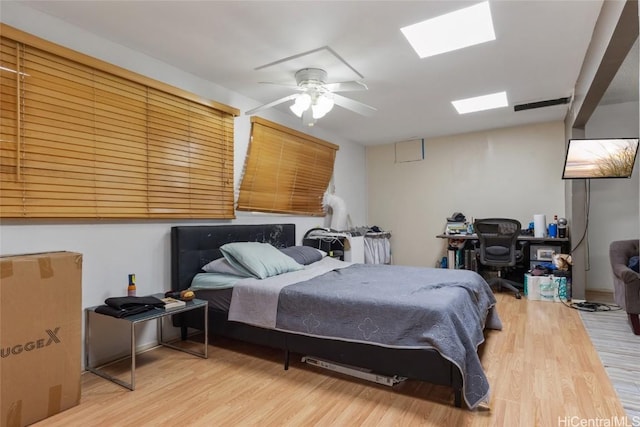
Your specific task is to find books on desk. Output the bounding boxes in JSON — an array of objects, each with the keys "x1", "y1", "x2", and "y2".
[
  {"x1": 445, "y1": 222, "x2": 468, "y2": 235},
  {"x1": 161, "y1": 297, "x2": 186, "y2": 310}
]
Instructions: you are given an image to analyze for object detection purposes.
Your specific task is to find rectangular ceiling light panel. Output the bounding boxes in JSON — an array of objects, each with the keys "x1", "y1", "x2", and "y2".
[
  {"x1": 452, "y1": 91, "x2": 508, "y2": 114},
  {"x1": 401, "y1": 1, "x2": 496, "y2": 58}
]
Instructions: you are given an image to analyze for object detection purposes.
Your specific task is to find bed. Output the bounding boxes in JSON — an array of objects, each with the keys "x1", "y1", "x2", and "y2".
[{"x1": 170, "y1": 223, "x2": 501, "y2": 409}]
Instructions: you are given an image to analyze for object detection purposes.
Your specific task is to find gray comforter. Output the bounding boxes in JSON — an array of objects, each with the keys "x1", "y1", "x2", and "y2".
[{"x1": 229, "y1": 260, "x2": 501, "y2": 409}]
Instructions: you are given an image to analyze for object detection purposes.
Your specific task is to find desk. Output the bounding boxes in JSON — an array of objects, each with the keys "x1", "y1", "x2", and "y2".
[
  {"x1": 436, "y1": 234, "x2": 571, "y2": 272},
  {"x1": 436, "y1": 233, "x2": 570, "y2": 244}
]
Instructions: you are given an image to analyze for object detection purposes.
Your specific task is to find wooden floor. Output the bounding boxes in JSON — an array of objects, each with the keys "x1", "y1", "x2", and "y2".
[{"x1": 36, "y1": 293, "x2": 626, "y2": 426}]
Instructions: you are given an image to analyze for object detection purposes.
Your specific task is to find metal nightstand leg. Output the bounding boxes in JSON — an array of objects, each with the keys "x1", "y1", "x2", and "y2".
[
  {"x1": 84, "y1": 310, "x2": 136, "y2": 391},
  {"x1": 158, "y1": 304, "x2": 208, "y2": 358},
  {"x1": 130, "y1": 322, "x2": 136, "y2": 390}
]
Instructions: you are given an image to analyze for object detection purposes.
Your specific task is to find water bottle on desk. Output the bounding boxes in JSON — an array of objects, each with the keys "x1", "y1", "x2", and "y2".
[
  {"x1": 557, "y1": 218, "x2": 568, "y2": 238},
  {"x1": 548, "y1": 215, "x2": 558, "y2": 238}
]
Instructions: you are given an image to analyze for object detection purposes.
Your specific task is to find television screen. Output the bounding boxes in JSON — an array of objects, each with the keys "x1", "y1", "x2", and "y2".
[{"x1": 562, "y1": 138, "x2": 639, "y2": 179}]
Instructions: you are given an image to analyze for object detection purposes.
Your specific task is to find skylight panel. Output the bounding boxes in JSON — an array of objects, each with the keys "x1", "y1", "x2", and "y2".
[
  {"x1": 401, "y1": 1, "x2": 496, "y2": 58},
  {"x1": 451, "y1": 91, "x2": 508, "y2": 114}
]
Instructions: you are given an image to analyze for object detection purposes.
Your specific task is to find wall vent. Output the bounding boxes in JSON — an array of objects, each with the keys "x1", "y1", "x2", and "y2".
[{"x1": 514, "y1": 96, "x2": 571, "y2": 112}]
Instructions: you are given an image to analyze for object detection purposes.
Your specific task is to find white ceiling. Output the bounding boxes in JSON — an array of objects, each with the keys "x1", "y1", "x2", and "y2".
[{"x1": 12, "y1": 0, "x2": 635, "y2": 146}]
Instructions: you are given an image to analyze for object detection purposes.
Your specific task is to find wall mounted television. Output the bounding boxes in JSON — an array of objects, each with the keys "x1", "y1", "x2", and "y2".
[{"x1": 561, "y1": 138, "x2": 639, "y2": 179}]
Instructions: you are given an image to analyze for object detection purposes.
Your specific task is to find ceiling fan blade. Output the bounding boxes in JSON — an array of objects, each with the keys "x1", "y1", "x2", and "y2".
[
  {"x1": 332, "y1": 93, "x2": 377, "y2": 117},
  {"x1": 324, "y1": 81, "x2": 368, "y2": 92},
  {"x1": 259, "y1": 82, "x2": 305, "y2": 91},
  {"x1": 245, "y1": 94, "x2": 299, "y2": 115}
]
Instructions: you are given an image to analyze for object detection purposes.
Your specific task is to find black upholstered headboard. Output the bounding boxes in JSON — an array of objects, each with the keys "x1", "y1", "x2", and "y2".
[{"x1": 171, "y1": 224, "x2": 296, "y2": 291}]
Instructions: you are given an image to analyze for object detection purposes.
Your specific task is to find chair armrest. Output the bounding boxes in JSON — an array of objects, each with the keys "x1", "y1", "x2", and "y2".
[
  {"x1": 610, "y1": 240, "x2": 640, "y2": 266},
  {"x1": 612, "y1": 263, "x2": 640, "y2": 284}
]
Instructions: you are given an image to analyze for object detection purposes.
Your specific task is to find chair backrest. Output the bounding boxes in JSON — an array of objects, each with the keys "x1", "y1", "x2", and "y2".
[{"x1": 474, "y1": 218, "x2": 521, "y2": 267}]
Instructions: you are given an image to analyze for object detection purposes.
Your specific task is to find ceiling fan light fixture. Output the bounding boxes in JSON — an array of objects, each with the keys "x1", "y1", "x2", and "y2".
[
  {"x1": 312, "y1": 93, "x2": 335, "y2": 119},
  {"x1": 289, "y1": 93, "x2": 312, "y2": 117},
  {"x1": 248, "y1": 66, "x2": 375, "y2": 121}
]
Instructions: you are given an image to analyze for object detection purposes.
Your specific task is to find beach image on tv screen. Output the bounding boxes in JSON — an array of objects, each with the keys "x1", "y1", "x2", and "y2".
[{"x1": 563, "y1": 138, "x2": 639, "y2": 179}]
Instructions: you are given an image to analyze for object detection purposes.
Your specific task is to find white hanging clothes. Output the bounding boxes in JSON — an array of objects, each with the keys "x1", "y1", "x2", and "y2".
[{"x1": 364, "y1": 232, "x2": 392, "y2": 264}]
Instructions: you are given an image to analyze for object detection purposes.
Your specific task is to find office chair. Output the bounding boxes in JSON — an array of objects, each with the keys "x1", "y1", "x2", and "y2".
[{"x1": 474, "y1": 218, "x2": 524, "y2": 299}]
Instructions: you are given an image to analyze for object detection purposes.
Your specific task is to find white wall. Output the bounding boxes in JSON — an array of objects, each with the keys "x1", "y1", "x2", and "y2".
[
  {"x1": 0, "y1": 3, "x2": 367, "y2": 362},
  {"x1": 564, "y1": 0, "x2": 637, "y2": 300},
  {"x1": 366, "y1": 121, "x2": 567, "y2": 268},
  {"x1": 584, "y1": 100, "x2": 640, "y2": 292}
]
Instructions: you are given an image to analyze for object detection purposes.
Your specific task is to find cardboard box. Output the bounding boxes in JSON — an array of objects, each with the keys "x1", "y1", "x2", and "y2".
[{"x1": 1, "y1": 252, "x2": 82, "y2": 427}]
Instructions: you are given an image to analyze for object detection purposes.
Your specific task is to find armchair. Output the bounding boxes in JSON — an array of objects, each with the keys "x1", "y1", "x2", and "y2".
[
  {"x1": 474, "y1": 218, "x2": 524, "y2": 299},
  {"x1": 609, "y1": 239, "x2": 640, "y2": 335}
]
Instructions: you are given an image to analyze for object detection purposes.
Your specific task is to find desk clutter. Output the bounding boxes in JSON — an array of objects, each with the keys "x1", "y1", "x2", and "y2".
[
  {"x1": 444, "y1": 212, "x2": 569, "y2": 240},
  {"x1": 437, "y1": 212, "x2": 573, "y2": 301},
  {"x1": 442, "y1": 240, "x2": 475, "y2": 270}
]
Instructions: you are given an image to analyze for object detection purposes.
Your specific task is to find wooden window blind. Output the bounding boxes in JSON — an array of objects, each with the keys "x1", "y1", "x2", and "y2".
[
  {"x1": 0, "y1": 25, "x2": 237, "y2": 219},
  {"x1": 237, "y1": 117, "x2": 338, "y2": 216}
]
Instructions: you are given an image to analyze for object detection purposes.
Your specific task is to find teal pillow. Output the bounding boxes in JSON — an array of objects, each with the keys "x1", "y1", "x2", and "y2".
[
  {"x1": 190, "y1": 272, "x2": 243, "y2": 290},
  {"x1": 220, "y1": 242, "x2": 304, "y2": 279}
]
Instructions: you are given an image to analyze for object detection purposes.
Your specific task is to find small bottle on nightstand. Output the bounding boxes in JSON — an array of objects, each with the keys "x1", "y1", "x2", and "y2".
[{"x1": 127, "y1": 274, "x2": 136, "y2": 296}]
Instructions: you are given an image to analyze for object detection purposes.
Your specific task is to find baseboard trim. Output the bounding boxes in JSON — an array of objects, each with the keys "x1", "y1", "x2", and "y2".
[{"x1": 585, "y1": 289, "x2": 614, "y2": 304}]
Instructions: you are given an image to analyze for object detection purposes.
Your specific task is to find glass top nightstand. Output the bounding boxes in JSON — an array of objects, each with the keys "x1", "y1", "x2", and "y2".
[{"x1": 85, "y1": 293, "x2": 208, "y2": 390}]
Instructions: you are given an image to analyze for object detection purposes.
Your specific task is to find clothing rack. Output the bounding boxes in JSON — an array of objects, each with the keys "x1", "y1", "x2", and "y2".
[
  {"x1": 364, "y1": 231, "x2": 392, "y2": 264},
  {"x1": 364, "y1": 231, "x2": 392, "y2": 238}
]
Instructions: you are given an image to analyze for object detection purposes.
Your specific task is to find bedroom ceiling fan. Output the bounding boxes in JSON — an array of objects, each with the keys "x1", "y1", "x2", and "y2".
[{"x1": 245, "y1": 68, "x2": 377, "y2": 126}]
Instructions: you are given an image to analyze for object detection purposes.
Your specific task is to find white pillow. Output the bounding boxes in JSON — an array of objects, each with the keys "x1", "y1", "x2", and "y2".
[
  {"x1": 202, "y1": 257, "x2": 251, "y2": 277},
  {"x1": 220, "y1": 242, "x2": 303, "y2": 279}
]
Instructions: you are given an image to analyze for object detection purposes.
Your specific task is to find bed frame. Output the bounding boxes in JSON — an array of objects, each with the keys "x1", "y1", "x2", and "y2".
[{"x1": 170, "y1": 223, "x2": 463, "y2": 407}]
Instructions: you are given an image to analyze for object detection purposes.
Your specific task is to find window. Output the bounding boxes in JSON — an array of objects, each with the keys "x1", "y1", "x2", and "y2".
[
  {"x1": 0, "y1": 25, "x2": 237, "y2": 219},
  {"x1": 237, "y1": 117, "x2": 338, "y2": 216}
]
